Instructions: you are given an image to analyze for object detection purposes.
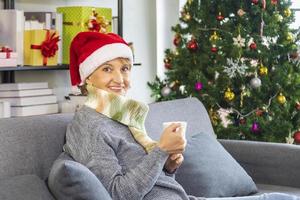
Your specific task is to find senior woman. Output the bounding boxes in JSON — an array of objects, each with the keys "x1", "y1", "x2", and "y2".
[{"x1": 64, "y1": 31, "x2": 299, "y2": 200}]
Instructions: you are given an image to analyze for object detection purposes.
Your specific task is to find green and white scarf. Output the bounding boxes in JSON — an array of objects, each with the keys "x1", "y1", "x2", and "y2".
[{"x1": 84, "y1": 84, "x2": 157, "y2": 153}]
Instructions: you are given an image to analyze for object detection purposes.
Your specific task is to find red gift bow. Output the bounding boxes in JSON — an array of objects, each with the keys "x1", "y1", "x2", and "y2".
[
  {"x1": 0, "y1": 46, "x2": 13, "y2": 58},
  {"x1": 88, "y1": 19, "x2": 101, "y2": 32},
  {"x1": 31, "y1": 30, "x2": 60, "y2": 66}
]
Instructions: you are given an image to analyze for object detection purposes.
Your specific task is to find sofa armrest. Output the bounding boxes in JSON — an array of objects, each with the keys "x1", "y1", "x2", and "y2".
[{"x1": 219, "y1": 139, "x2": 300, "y2": 188}]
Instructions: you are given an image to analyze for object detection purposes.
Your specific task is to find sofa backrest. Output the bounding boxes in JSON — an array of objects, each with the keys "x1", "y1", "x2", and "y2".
[
  {"x1": 145, "y1": 97, "x2": 215, "y2": 140},
  {"x1": 0, "y1": 97, "x2": 214, "y2": 180},
  {"x1": 0, "y1": 113, "x2": 74, "y2": 180}
]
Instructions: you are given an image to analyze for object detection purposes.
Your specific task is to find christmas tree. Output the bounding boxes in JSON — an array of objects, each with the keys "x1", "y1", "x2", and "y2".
[{"x1": 148, "y1": 0, "x2": 300, "y2": 144}]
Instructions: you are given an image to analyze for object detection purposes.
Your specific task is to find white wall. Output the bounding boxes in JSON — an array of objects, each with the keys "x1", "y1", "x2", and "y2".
[
  {"x1": 122, "y1": 0, "x2": 157, "y2": 103},
  {"x1": 156, "y1": 0, "x2": 180, "y2": 80},
  {"x1": 0, "y1": 0, "x2": 157, "y2": 104}
]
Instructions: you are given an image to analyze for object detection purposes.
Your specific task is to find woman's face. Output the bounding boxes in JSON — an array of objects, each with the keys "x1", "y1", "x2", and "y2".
[{"x1": 86, "y1": 58, "x2": 131, "y2": 96}]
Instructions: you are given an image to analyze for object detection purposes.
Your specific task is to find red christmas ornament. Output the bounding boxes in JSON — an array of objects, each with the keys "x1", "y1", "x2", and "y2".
[
  {"x1": 211, "y1": 46, "x2": 218, "y2": 53},
  {"x1": 252, "y1": 0, "x2": 259, "y2": 5},
  {"x1": 216, "y1": 12, "x2": 224, "y2": 21},
  {"x1": 293, "y1": 131, "x2": 300, "y2": 144},
  {"x1": 164, "y1": 62, "x2": 172, "y2": 69},
  {"x1": 271, "y1": 0, "x2": 278, "y2": 5},
  {"x1": 173, "y1": 35, "x2": 181, "y2": 47},
  {"x1": 290, "y1": 52, "x2": 299, "y2": 60},
  {"x1": 187, "y1": 39, "x2": 198, "y2": 52},
  {"x1": 296, "y1": 102, "x2": 300, "y2": 111},
  {"x1": 164, "y1": 58, "x2": 172, "y2": 69},
  {"x1": 250, "y1": 42, "x2": 257, "y2": 50},
  {"x1": 239, "y1": 118, "x2": 246, "y2": 125},
  {"x1": 256, "y1": 109, "x2": 264, "y2": 117}
]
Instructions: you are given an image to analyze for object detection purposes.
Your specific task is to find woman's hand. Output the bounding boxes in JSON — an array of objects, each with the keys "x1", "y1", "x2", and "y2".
[
  {"x1": 164, "y1": 153, "x2": 184, "y2": 174},
  {"x1": 158, "y1": 123, "x2": 186, "y2": 154}
]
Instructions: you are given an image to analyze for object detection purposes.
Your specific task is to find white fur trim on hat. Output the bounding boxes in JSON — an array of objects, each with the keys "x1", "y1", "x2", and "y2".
[{"x1": 79, "y1": 43, "x2": 133, "y2": 85}]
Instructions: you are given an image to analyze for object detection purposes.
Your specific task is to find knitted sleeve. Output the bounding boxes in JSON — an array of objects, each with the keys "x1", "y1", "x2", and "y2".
[
  {"x1": 87, "y1": 134, "x2": 168, "y2": 199},
  {"x1": 64, "y1": 109, "x2": 170, "y2": 200}
]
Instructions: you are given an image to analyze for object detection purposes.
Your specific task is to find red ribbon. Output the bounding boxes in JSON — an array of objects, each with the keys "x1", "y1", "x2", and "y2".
[
  {"x1": 88, "y1": 19, "x2": 101, "y2": 32},
  {"x1": 31, "y1": 30, "x2": 60, "y2": 66},
  {"x1": 0, "y1": 47, "x2": 12, "y2": 58}
]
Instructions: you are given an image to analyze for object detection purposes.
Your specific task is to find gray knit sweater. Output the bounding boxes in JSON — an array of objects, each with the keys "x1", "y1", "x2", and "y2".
[{"x1": 64, "y1": 105, "x2": 203, "y2": 200}]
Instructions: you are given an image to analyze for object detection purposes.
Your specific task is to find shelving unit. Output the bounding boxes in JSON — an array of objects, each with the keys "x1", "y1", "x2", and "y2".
[{"x1": 0, "y1": 0, "x2": 138, "y2": 83}]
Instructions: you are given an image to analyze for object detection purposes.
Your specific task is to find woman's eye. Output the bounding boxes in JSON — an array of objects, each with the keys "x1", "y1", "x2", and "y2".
[
  {"x1": 103, "y1": 67, "x2": 112, "y2": 72},
  {"x1": 122, "y1": 66, "x2": 130, "y2": 72}
]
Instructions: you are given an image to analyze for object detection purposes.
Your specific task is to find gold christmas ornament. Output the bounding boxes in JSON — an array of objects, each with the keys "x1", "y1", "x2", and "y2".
[
  {"x1": 277, "y1": 93, "x2": 286, "y2": 104},
  {"x1": 210, "y1": 31, "x2": 220, "y2": 41},
  {"x1": 284, "y1": 8, "x2": 292, "y2": 17},
  {"x1": 224, "y1": 88, "x2": 235, "y2": 101},
  {"x1": 209, "y1": 108, "x2": 219, "y2": 126},
  {"x1": 187, "y1": 0, "x2": 193, "y2": 4},
  {"x1": 259, "y1": 65, "x2": 268, "y2": 76},
  {"x1": 183, "y1": 12, "x2": 191, "y2": 21},
  {"x1": 240, "y1": 86, "x2": 247, "y2": 107},
  {"x1": 286, "y1": 32, "x2": 294, "y2": 42}
]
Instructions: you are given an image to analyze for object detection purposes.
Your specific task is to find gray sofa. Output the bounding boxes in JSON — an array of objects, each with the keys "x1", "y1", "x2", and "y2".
[{"x1": 0, "y1": 97, "x2": 299, "y2": 200}]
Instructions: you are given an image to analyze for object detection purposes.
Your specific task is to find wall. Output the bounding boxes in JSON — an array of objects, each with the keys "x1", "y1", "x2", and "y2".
[
  {"x1": 1, "y1": 0, "x2": 157, "y2": 104},
  {"x1": 155, "y1": 0, "x2": 180, "y2": 80}
]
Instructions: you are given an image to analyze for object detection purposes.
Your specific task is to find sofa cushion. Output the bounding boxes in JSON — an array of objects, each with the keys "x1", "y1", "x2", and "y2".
[
  {"x1": 0, "y1": 174, "x2": 54, "y2": 200},
  {"x1": 256, "y1": 184, "x2": 300, "y2": 197},
  {"x1": 175, "y1": 133, "x2": 258, "y2": 198},
  {"x1": 48, "y1": 152, "x2": 112, "y2": 200}
]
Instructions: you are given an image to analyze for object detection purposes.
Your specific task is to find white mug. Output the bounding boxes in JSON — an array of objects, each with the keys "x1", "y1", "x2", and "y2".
[{"x1": 163, "y1": 121, "x2": 187, "y2": 139}]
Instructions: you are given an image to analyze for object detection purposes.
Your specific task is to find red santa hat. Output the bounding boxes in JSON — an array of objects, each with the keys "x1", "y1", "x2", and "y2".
[{"x1": 69, "y1": 32, "x2": 133, "y2": 86}]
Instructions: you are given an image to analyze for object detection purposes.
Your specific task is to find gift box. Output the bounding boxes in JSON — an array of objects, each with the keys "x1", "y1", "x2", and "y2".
[
  {"x1": 56, "y1": 6, "x2": 112, "y2": 64},
  {"x1": 24, "y1": 29, "x2": 59, "y2": 66},
  {"x1": 24, "y1": 12, "x2": 63, "y2": 64},
  {"x1": 0, "y1": 47, "x2": 18, "y2": 67},
  {"x1": 0, "y1": 10, "x2": 24, "y2": 65},
  {"x1": 0, "y1": 101, "x2": 11, "y2": 118}
]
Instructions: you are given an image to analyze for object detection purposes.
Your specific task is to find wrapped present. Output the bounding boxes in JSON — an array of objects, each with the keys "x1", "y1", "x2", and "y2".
[
  {"x1": 24, "y1": 29, "x2": 60, "y2": 66},
  {"x1": 0, "y1": 10, "x2": 24, "y2": 65},
  {"x1": 56, "y1": 6, "x2": 112, "y2": 64},
  {"x1": 0, "y1": 46, "x2": 18, "y2": 67}
]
